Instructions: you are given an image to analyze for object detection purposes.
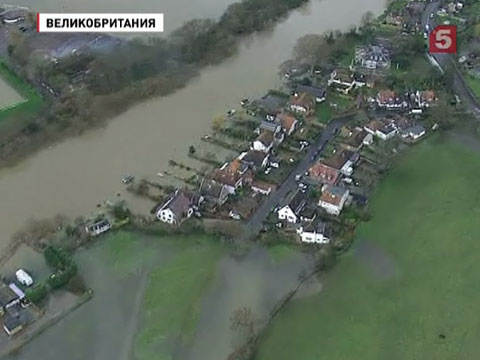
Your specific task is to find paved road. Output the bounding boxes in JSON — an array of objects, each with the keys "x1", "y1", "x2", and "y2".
[
  {"x1": 240, "y1": 116, "x2": 350, "y2": 241},
  {"x1": 422, "y1": 0, "x2": 480, "y2": 115}
]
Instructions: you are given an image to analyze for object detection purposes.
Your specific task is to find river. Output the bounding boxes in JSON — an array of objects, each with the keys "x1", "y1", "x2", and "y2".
[{"x1": 0, "y1": 0, "x2": 386, "y2": 254}]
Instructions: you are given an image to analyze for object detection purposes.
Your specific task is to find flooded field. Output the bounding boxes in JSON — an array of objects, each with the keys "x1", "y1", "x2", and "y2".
[
  {"x1": 0, "y1": 0, "x2": 387, "y2": 254},
  {"x1": 0, "y1": 77, "x2": 24, "y2": 110}
]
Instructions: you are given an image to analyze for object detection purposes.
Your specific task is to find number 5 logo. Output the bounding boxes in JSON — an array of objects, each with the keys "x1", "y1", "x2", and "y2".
[{"x1": 429, "y1": 25, "x2": 457, "y2": 54}]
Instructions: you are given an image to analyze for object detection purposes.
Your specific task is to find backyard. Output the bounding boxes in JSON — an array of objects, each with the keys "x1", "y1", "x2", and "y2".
[{"x1": 256, "y1": 137, "x2": 480, "y2": 360}]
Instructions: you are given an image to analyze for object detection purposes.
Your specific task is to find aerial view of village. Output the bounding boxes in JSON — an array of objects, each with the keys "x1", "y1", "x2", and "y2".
[{"x1": 0, "y1": 0, "x2": 479, "y2": 359}]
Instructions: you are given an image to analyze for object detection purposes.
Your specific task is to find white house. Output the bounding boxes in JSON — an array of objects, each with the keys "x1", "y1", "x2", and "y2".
[
  {"x1": 156, "y1": 189, "x2": 203, "y2": 225},
  {"x1": 296, "y1": 221, "x2": 330, "y2": 244},
  {"x1": 354, "y1": 44, "x2": 391, "y2": 70},
  {"x1": 85, "y1": 219, "x2": 112, "y2": 237},
  {"x1": 318, "y1": 185, "x2": 350, "y2": 216},
  {"x1": 252, "y1": 131, "x2": 275, "y2": 153},
  {"x1": 277, "y1": 190, "x2": 307, "y2": 223}
]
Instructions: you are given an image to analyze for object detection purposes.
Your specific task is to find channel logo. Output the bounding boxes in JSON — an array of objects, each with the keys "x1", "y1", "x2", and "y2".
[
  {"x1": 37, "y1": 13, "x2": 164, "y2": 33},
  {"x1": 429, "y1": 25, "x2": 457, "y2": 54}
]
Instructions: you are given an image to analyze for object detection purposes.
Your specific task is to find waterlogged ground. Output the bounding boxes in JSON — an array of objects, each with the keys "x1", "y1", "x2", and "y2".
[
  {"x1": 5, "y1": 232, "x2": 316, "y2": 360},
  {"x1": 256, "y1": 136, "x2": 480, "y2": 360},
  {"x1": 0, "y1": 77, "x2": 24, "y2": 110}
]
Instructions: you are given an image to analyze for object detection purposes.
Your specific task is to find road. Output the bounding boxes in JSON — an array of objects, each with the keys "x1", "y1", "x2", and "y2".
[
  {"x1": 241, "y1": 115, "x2": 350, "y2": 241},
  {"x1": 422, "y1": 0, "x2": 480, "y2": 115}
]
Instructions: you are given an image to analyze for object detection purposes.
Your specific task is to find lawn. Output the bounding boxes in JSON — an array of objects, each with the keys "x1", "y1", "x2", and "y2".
[
  {"x1": 257, "y1": 138, "x2": 480, "y2": 360},
  {"x1": 316, "y1": 93, "x2": 353, "y2": 124},
  {"x1": 466, "y1": 75, "x2": 480, "y2": 99},
  {"x1": 0, "y1": 58, "x2": 43, "y2": 122},
  {"x1": 133, "y1": 234, "x2": 224, "y2": 360}
]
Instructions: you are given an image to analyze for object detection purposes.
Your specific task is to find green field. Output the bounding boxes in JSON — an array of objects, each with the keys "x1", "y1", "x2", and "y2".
[
  {"x1": 466, "y1": 75, "x2": 480, "y2": 99},
  {"x1": 257, "y1": 138, "x2": 480, "y2": 360},
  {"x1": 0, "y1": 59, "x2": 43, "y2": 122}
]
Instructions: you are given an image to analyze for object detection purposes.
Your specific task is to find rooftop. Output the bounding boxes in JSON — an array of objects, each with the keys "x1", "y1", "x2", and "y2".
[{"x1": 320, "y1": 185, "x2": 349, "y2": 206}]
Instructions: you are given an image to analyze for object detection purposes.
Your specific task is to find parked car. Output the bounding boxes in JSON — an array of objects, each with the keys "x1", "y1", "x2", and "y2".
[
  {"x1": 122, "y1": 175, "x2": 134, "y2": 184},
  {"x1": 295, "y1": 174, "x2": 302, "y2": 181},
  {"x1": 16, "y1": 269, "x2": 33, "y2": 287},
  {"x1": 264, "y1": 167, "x2": 272, "y2": 175}
]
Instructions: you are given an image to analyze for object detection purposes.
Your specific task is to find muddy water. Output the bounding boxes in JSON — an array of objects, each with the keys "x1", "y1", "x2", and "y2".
[
  {"x1": 0, "y1": 0, "x2": 386, "y2": 252},
  {"x1": 184, "y1": 248, "x2": 316, "y2": 360},
  {"x1": 6, "y1": 0, "x2": 237, "y2": 34}
]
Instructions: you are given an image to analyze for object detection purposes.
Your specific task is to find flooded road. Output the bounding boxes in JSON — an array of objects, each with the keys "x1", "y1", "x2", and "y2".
[{"x1": 0, "y1": 0, "x2": 386, "y2": 252}]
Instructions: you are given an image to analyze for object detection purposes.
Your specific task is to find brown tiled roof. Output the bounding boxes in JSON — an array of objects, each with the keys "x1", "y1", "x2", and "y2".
[
  {"x1": 420, "y1": 90, "x2": 436, "y2": 103},
  {"x1": 256, "y1": 131, "x2": 275, "y2": 147},
  {"x1": 290, "y1": 92, "x2": 315, "y2": 108},
  {"x1": 377, "y1": 90, "x2": 396, "y2": 103},
  {"x1": 276, "y1": 112, "x2": 297, "y2": 132},
  {"x1": 213, "y1": 167, "x2": 242, "y2": 187},
  {"x1": 320, "y1": 186, "x2": 348, "y2": 206},
  {"x1": 322, "y1": 150, "x2": 354, "y2": 170},
  {"x1": 309, "y1": 163, "x2": 340, "y2": 184}
]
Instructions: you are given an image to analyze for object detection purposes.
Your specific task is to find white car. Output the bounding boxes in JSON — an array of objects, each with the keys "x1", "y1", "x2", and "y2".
[{"x1": 264, "y1": 167, "x2": 272, "y2": 175}]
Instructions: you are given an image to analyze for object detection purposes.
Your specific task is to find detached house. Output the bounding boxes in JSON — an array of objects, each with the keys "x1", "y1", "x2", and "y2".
[
  {"x1": 199, "y1": 178, "x2": 229, "y2": 206},
  {"x1": 157, "y1": 189, "x2": 203, "y2": 225},
  {"x1": 328, "y1": 68, "x2": 356, "y2": 94},
  {"x1": 252, "y1": 131, "x2": 275, "y2": 153},
  {"x1": 212, "y1": 160, "x2": 250, "y2": 194},
  {"x1": 364, "y1": 118, "x2": 397, "y2": 140},
  {"x1": 294, "y1": 85, "x2": 326, "y2": 103},
  {"x1": 277, "y1": 190, "x2": 307, "y2": 224},
  {"x1": 376, "y1": 90, "x2": 409, "y2": 110},
  {"x1": 276, "y1": 112, "x2": 298, "y2": 136},
  {"x1": 289, "y1": 92, "x2": 316, "y2": 116},
  {"x1": 296, "y1": 220, "x2": 330, "y2": 244},
  {"x1": 354, "y1": 44, "x2": 391, "y2": 70},
  {"x1": 238, "y1": 150, "x2": 270, "y2": 170},
  {"x1": 318, "y1": 185, "x2": 350, "y2": 216},
  {"x1": 417, "y1": 90, "x2": 437, "y2": 108},
  {"x1": 309, "y1": 162, "x2": 340, "y2": 185},
  {"x1": 339, "y1": 126, "x2": 370, "y2": 152}
]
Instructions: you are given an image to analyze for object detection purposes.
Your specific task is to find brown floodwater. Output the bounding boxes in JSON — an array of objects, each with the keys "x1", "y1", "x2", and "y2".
[{"x1": 0, "y1": 0, "x2": 386, "y2": 253}]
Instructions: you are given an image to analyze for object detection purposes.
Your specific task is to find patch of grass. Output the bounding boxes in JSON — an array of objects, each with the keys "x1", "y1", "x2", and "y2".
[
  {"x1": 315, "y1": 102, "x2": 333, "y2": 124},
  {"x1": 0, "y1": 58, "x2": 43, "y2": 122},
  {"x1": 267, "y1": 243, "x2": 297, "y2": 263},
  {"x1": 316, "y1": 93, "x2": 353, "y2": 124},
  {"x1": 134, "y1": 236, "x2": 224, "y2": 360},
  {"x1": 466, "y1": 75, "x2": 480, "y2": 99},
  {"x1": 257, "y1": 138, "x2": 480, "y2": 360}
]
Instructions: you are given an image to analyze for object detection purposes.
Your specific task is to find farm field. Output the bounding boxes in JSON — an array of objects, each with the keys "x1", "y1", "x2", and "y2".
[{"x1": 257, "y1": 137, "x2": 480, "y2": 360}]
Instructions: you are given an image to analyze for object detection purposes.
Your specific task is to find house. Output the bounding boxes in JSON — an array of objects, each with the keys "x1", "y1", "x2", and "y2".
[
  {"x1": 229, "y1": 196, "x2": 258, "y2": 220},
  {"x1": 156, "y1": 189, "x2": 203, "y2": 225},
  {"x1": 289, "y1": 92, "x2": 316, "y2": 115},
  {"x1": 276, "y1": 112, "x2": 298, "y2": 136},
  {"x1": 251, "y1": 181, "x2": 276, "y2": 196},
  {"x1": 238, "y1": 150, "x2": 270, "y2": 169},
  {"x1": 277, "y1": 190, "x2": 307, "y2": 223},
  {"x1": 3, "y1": 305, "x2": 28, "y2": 336},
  {"x1": 294, "y1": 85, "x2": 327, "y2": 103},
  {"x1": 299, "y1": 206, "x2": 317, "y2": 223},
  {"x1": 400, "y1": 124, "x2": 426, "y2": 140},
  {"x1": 318, "y1": 185, "x2": 350, "y2": 216},
  {"x1": 364, "y1": 118, "x2": 397, "y2": 140},
  {"x1": 322, "y1": 150, "x2": 359, "y2": 176},
  {"x1": 0, "y1": 284, "x2": 20, "y2": 316},
  {"x1": 252, "y1": 131, "x2": 275, "y2": 153},
  {"x1": 354, "y1": 44, "x2": 391, "y2": 70},
  {"x1": 212, "y1": 160, "x2": 249, "y2": 194},
  {"x1": 309, "y1": 162, "x2": 340, "y2": 185},
  {"x1": 256, "y1": 120, "x2": 282, "y2": 135},
  {"x1": 296, "y1": 220, "x2": 330, "y2": 244},
  {"x1": 376, "y1": 90, "x2": 409, "y2": 110},
  {"x1": 85, "y1": 219, "x2": 111, "y2": 237},
  {"x1": 339, "y1": 126, "x2": 370, "y2": 152},
  {"x1": 328, "y1": 68, "x2": 356, "y2": 94},
  {"x1": 199, "y1": 178, "x2": 229, "y2": 206},
  {"x1": 417, "y1": 90, "x2": 437, "y2": 108},
  {"x1": 255, "y1": 93, "x2": 288, "y2": 119}
]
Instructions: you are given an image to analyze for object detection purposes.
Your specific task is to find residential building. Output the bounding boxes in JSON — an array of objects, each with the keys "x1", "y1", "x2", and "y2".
[
  {"x1": 252, "y1": 130, "x2": 275, "y2": 153},
  {"x1": 256, "y1": 120, "x2": 282, "y2": 135},
  {"x1": 309, "y1": 162, "x2": 340, "y2": 185},
  {"x1": 296, "y1": 220, "x2": 330, "y2": 244},
  {"x1": 276, "y1": 112, "x2": 298, "y2": 136},
  {"x1": 376, "y1": 90, "x2": 409, "y2": 110},
  {"x1": 354, "y1": 44, "x2": 391, "y2": 70},
  {"x1": 289, "y1": 92, "x2": 316, "y2": 115},
  {"x1": 0, "y1": 284, "x2": 19, "y2": 316},
  {"x1": 85, "y1": 219, "x2": 111, "y2": 237},
  {"x1": 199, "y1": 178, "x2": 229, "y2": 206},
  {"x1": 229, "y1": 196, "x2": 258, "y2": 220},
  {"x1": 251, "y1": 181, "x2": 276, "y2": 196},
  {"x1": 417, "y1": 90, "x2": 437, "y2": 108},
  {"x1": 238, "y1": 150, "x2": 270, "y2": 169},
  {"x1": 156, "y1": 189, "x2": 203, "y2": 225},
  {"x1": 328, "y1": 68, "x2": 356, "y2": 94},
  {"x1": 277, "y1": 190, "x2": 307, "y2": 223},
  {"x1": 299, "y1": 206, "x2": 317, "y2": 223},
  {"x1": 212, "y1": 160, "x2": 249, "y2": 194},
  {"x1": 322, "y1": 150, "x2": 359, "y2": 176},
  {"x1": 318, "y1": 185, "x2": 350, "y2": 215},
  {"x1": 400, "y1": 124, "x2": 426, "y2": 140},
  {"x1": 339, "y1": 126, "x2": 370, "y2": 152},
  {"x1": 294, "y1": 85, "x2": 327, "y2": 103}
]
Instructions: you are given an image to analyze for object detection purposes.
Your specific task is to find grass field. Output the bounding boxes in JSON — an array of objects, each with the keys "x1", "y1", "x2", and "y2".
[
  {"x1": 133, "y1": 234, "x2": 224, "y2": 360},
  {"x1": 0, "y1": 59, "x2": 43, "y2": 122},
  {"x1": 466, "y1": 75, "x2": 480, "y2": 99},
  {"x1": 257, "y1": 138, "x2": 480, "y2": 360},
  {"x1": 316, "y1": 93, "x2": 353, "y2": 124}
]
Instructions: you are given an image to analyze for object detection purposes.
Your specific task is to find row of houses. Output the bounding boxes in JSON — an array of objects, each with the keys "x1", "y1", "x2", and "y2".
[
  {"x1": 156, "y1": 85, "x2": 328, "y2": 226},
  {"x1": 372, "y1": 89, "x2": 437, "y2": 112}
]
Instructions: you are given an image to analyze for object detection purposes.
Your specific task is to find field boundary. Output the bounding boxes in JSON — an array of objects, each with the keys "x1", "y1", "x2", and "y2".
[{"x1": 0, "y1": 58, "x2": 43, "y2": 122}]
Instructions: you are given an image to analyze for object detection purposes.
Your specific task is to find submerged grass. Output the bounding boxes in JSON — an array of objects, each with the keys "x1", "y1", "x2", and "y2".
[{"x1": 257, "y1": 138, "x2": 480, "y2": 360}]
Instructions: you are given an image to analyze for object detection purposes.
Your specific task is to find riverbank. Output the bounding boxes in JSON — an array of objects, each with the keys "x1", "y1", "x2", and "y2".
[{"x1": 255, "y1": 134, "x2": 480, "y2": 359}]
